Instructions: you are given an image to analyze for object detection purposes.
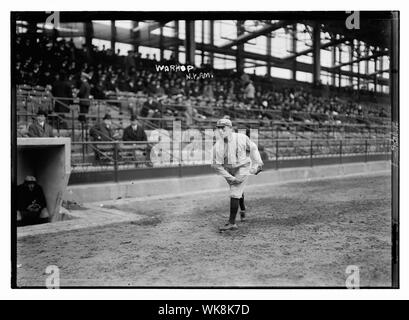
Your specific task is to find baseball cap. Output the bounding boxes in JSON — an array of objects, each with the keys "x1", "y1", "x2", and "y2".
[
  {"x1": 24, "y1": 176, "x2": 37, "y2": 183},
  {"x1": 37, "y1": 109, "x2": 47, "y2": 116},
  {"x1": 81, "y1": 72, "x2": 91, "y2": 80},
  {"x1": 216, "y1": 118, "x2": 232, "y2": 128}
]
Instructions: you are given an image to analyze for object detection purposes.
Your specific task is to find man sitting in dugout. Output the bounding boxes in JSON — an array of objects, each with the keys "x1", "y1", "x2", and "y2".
[{"x1": 17, "y1": 176, "x2": 50, "y2": 227}]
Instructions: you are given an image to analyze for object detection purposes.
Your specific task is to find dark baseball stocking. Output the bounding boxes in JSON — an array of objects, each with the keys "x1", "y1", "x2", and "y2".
[
  {"x1": 239, "y1": 193, "x2": 245, "y2": 211},
  {"x1": 229, "y1": 198, "x2": 239, "y2": 224}
]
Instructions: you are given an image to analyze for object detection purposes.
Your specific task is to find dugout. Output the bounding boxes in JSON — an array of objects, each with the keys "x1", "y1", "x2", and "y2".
[{"x1": 16, "y1": 138, "x2": 71, "y2": 222}]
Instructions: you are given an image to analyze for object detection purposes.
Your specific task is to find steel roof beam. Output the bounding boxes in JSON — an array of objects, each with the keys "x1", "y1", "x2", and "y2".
[
  {"x1": 283, "y1": 37, "x2": 349, "y2": 60},
  {"x1": 218, "y1": 20, "x2": 292, "y2": 49},
  {"x1": 330, "y1": 51, "x2": 388, "y2": 69}
]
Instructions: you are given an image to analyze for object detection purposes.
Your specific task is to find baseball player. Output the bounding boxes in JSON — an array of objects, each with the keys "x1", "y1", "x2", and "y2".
[{"x1": 212, "y1": 118, "x2": 263, "y2": 231}]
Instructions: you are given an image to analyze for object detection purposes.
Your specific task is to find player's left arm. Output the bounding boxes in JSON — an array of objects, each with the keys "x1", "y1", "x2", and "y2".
[{"x1": 246, "y1": 136, "x2": 264, "y2": 174}]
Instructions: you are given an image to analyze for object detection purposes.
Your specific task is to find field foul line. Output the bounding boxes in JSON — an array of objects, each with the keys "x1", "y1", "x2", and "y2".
[{"x1": 17, "y1": 213, "x2": 143, "y2": 239}]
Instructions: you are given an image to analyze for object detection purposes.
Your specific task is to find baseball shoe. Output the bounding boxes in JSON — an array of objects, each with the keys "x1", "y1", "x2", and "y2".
[
  {"x1": 219, "y1": 223, "x2": 238, "y2": 232},
  {"x1": 240, "y1": 210, "x2": 246, "y2": 222}
]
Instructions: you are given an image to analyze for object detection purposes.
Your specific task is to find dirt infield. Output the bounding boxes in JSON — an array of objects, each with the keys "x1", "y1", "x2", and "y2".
[{"x1": 16, "y1": 173, "x2": 392, "y2": 287}]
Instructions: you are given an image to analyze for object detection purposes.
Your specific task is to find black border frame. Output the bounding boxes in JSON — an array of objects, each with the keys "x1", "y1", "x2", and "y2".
[{"x1": 10, "y1": 11, "x2": 399, "y2": 289}]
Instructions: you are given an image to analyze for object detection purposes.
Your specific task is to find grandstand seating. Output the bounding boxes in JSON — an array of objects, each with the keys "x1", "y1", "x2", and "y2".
[{"x1": 15, "y1": 34, "x2": 391, "y2": 172}]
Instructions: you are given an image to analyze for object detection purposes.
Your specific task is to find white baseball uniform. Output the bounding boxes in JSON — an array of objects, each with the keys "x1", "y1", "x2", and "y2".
[{"x1": 212, "y1": 132, "x2": 263, "y2": 198}]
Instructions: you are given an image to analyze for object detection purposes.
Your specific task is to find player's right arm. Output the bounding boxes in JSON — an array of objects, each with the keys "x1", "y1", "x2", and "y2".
[
  {"x1": 211, "y1": 144, "x2": 238, "y2": 184},
  {"x1": 212, "y1": 163, "x2": 237, "y2": 184}
]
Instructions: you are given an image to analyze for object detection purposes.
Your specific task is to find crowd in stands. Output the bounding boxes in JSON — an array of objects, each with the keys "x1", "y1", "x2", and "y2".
[
  {"x1": 15, "y1": 33, "x2": 391, "y2": 225},
  {"x1": 26, "y1": 109, "x2": 151, "y2": 165},
  {"x1": 15, "y1": 33, "x2": 390, "y2": 129}
]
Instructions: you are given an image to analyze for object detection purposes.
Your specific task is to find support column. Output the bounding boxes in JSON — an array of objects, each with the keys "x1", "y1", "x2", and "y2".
[
  {"x1": 291, "y1": 24, "x2": 297, "y2": 80},
  {"x1": 312, "y1": 22, "x2": 321, "y2": 86},
  {"x1": 159, "y1": 25, "x2": 164, "y2": 61},
  {"x1": 357, "y1": 44, "x2": 361, "y2": 91},
  {"x1": 236, "y1": 20, "x2": 245, "y2": 74},
  {"x1": 27, "y1": 21, "x2": 37, "y2": 34},
  {"x1": 174, "y1": 21, "x2": 179, "y2": 63},
  {"x1": 84, "y1": 21, "x2": 94, "y2": 52},
  {"x1": 201, "y1": 20, "x2": 205, "y2": 65},
  {"x1": 331, "y1": 45, "x2": 337, "y2": 86},
  {"x1": 374, "y1": 55, "x2": 378, "y2": 93},
  {"x1": 266, "y1": 33, "x2": 272, "y2": 77},
  {"x1": 379, "y1": 54, "x2": 384, "y2": 93},
  {"x1": 185, "y1": 20, "x2": 195, "y2": 65},
  {"x1": 132, "y1": 21, "x2": 139, "y2": 52},
  {"x1": 338, "y1": 46, "x2": 342, "y2": 88},
  {"x1": 365, "y1": 45, "x2": 370, "y2": 92},
  {"x1": 365, "y1": 45, "x2": 370, "y2": 75},
  {"x1": 349, "y1": 42, "x2": 354, "y2": 86},
  {"x1": 209, "y1": 20, "x2": 214, "y2": 68},
  {"x1": 27, "y1": 21, "x2": 40, "y2": 39},
  {"x1": 110, "y1": 20, "x2": 116, "y2": 52}
]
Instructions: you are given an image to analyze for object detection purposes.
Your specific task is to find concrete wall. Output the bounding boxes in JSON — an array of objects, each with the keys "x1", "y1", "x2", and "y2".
[
  {"x1": 17, "y1": 138, "x2": 71, "y2": 221},
  {"x1": 64, "y1": 160, "x2": 390, "y2": 204}
]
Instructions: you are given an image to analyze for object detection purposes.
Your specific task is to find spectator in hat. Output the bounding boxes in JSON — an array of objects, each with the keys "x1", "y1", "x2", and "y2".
[
  {"x1": 122, "y1": 115, "x2": 148, "y2": 142},
  {"x1": 203, "y1": 80, "x2": 214, "y2": 100},
  {"x1": 52, "y1": 73, "x2": 72, "y2": 113},
  {"x1": 28, "y1": 110, "x2": 54, "y2": 137},
  {"x1": 244, "y1": 80, "x2": 255, "y2": 104},
  {"x1": 89, "y1": 113, "x2": 115, "y2": 141},
  {"x1": 124, "y1": 50, "x2": 135, "y2": 76},
  {"x1": 17, "y1": 176, "x2": 50, "y2": 227},
  {"x1": 122, "y1": 115, "x2": 151, "y2": 166},
  {"x1": 78, "y1": 72, "x2": 91, "y2": 123},
  {"x1": 140, "y1": 94, "x2": 160, "y2": 118},
  {"x1": 154, "y1": 82, "x2": 166, "y2": 97},
  {"x1": 89, "y1": 114, "x2": 117, "y2": 163}
]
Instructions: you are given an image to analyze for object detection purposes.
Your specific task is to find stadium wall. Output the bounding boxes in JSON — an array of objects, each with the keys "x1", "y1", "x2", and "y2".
[
  {"x1": 68, "y1": 154, "x2": 389, "y2": 185},
  {"x1": 64, "y1": 160, "x2": 390, "y2": 204}
]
